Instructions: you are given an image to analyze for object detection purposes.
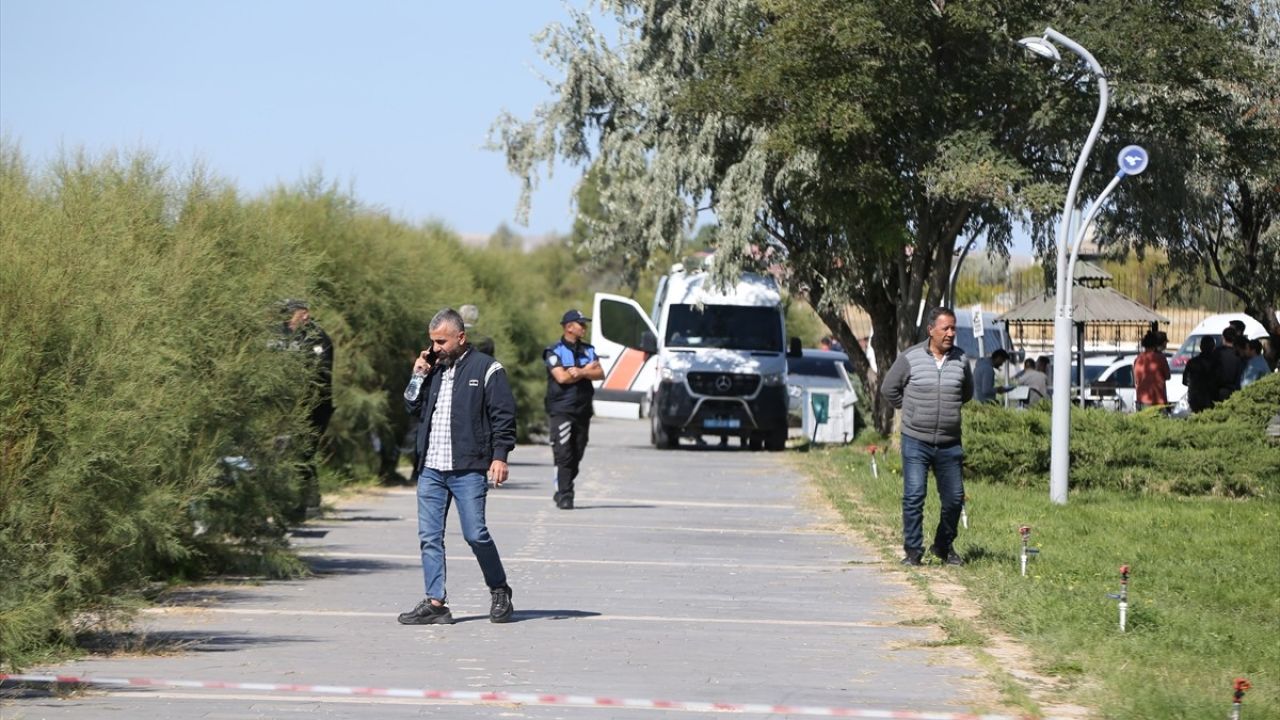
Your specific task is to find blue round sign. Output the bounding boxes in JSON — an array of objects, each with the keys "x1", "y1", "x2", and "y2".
[{"x1": 1118, "y1": 145, "x2": 1149, "y2": 176}]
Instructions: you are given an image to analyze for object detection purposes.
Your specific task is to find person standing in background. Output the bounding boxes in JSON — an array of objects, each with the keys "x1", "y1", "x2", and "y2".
[
  {"x1": 1182, "y1": 336, "x2": 1219, "y2": 413},
  {"x1": 1212, "y1": 326, "x2": 1245, "y2": 402},
  {"x1": 1134, "y1": 330, "x2": 1171, "y2": 411},
  {"x1": 973, "y1": 348, "x2": 1010, "y2": 404},
  {"x1": 543, "y1": 310, "x2": 604, "y2": 510},
  {"x1": 1241, "y1": 339, "x2": 1271, "y2": 387},
  {"x1": 278, "y1": 299, "x2": 333, "y2": 521},
  {"x1": 1015, "y1": 358, "x2": 1049, "y2": 405}
]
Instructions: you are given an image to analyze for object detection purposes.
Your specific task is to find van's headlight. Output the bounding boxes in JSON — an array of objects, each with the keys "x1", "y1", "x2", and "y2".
[
  {"x1": 660, "y1": 366, "x2": 686, "y2": 383},
  {"x1": 760, "y1": 371, "x2": 786, "y2": 386}
]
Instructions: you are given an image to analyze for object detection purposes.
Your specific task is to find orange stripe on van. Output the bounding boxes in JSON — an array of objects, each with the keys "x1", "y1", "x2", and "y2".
[{"x1": 603, "y1": 347, "x2": 648, "y2": 391}]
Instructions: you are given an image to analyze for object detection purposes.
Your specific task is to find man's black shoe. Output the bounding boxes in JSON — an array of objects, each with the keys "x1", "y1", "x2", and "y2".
[
  {"x1": 930, "y1": 545, "x2": 965, "y2": 566},
  {"x1": 397, "y1": 598, "x2": 453, "y2": 625},
  {"x1": 557, "y1": 495, "x2": 573, "y2": 510},
  {"x1": 901, "y1": 550, "x2": 924, "y2": 566},
  {"x1": 489, "y1": 585, "x2": 514, "y2": 623}
]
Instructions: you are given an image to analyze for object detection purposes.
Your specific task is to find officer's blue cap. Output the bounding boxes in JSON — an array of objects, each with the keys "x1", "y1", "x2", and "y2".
[{"x1": 560, "y1": 309, "x2": 590, "y2": 325}]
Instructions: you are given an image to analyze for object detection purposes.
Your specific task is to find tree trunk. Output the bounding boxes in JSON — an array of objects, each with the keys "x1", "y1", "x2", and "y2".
[{"x1": 867, "y1": 310, "x2": 900, "y2": 436}]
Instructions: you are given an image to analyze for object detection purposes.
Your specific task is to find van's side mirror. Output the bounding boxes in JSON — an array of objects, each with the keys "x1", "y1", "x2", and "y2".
[
  {"x1": 788, "y1": 337, "x2": 802, "y2": 357},
  {"x1": 640, "y1": 331, "x2": 658, "y2": 355}
]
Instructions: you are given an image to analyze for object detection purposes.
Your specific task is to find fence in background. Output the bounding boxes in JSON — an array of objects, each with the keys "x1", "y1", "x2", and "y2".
[{"x1": 840, "y1": 273, "x2": 1244, "y2": 359}]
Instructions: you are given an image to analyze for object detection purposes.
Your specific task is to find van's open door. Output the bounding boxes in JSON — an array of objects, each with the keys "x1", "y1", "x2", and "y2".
[{"x1": 591, "y1": 293, "x2": 658, "y2": 419}]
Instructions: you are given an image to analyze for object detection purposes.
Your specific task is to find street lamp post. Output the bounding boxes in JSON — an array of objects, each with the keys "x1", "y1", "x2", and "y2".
[
  {"x1": 1019, "y1": 28, "x2": 1109, "y2": 505},
  {"x1": 1064, "y1": 144, "x2": 1148, "y2": 334}
]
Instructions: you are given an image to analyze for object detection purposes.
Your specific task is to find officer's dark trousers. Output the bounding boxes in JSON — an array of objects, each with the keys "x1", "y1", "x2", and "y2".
[
  {"x1": 290, "y1": 401, "x2": 332, "y2": 523},
  {"x1": 549, "y1": 413, "x2": 591, "y2": 501}
]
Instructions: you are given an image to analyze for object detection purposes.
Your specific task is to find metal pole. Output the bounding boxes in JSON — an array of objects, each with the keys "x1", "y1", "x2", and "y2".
[
  {"x1": 1064, "y1": 172, "x2": 1125, "y2": 410},
  {"x1": 1047, "y1": 27, "x2": 1109, "y2": 506},
  {"x1": 1064, "y1": 173, "x2": 1124, "y2": 299}
]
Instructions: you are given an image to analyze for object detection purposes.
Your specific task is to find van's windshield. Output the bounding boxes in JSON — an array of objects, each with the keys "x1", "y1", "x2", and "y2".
[
  {"x1": 665, "y1": 304, "x2": 783, "y2": 352},
  {"x1": 955, "y1": 328, "x2": 1009, "y2": 359}
]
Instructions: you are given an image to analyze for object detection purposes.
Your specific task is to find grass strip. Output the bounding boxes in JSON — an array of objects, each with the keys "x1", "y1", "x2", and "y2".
[{"x1": 801, "y1": 440, "x2": 1279, "y2": 720}]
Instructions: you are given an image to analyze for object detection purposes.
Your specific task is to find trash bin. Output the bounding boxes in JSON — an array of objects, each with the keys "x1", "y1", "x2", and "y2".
[{"x1": 809, "y1": 392, "x2": 830, "y2": 441}]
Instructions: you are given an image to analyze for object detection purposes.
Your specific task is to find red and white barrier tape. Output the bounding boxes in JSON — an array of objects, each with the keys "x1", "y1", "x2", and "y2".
[{"x1": 0, "y1": 673, "x2": 1050, "y2": 719}]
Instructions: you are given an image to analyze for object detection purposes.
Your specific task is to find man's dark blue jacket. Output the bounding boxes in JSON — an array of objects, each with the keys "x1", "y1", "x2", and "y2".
[{"x1": 405, "y1": 348, "x2": 517, "y2": 478}]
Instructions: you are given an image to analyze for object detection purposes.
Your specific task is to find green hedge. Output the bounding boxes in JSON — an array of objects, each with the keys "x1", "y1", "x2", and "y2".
[
  {"x1": 0, "y1": 146, "x2": 615, "y2": 668},
  {"x1": 963, "y1": 375, "x2": 1280, "y2": 496},
  {"x1": 0, "y1": 150, "x2": 319, "y2": 665}
]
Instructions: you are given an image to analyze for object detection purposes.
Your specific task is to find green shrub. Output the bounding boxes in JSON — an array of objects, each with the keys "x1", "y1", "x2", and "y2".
[
  {"x1": 962, "y1": 375, "x2": 1280, "y2": 497},
  {"x1": 255, "y1": 183, "x2": 482, "y2": 476},
  {"x1": 0, "y1": 143, "x2": 659, "y2": 667},
  {"x1": 0, "y1": 149, "x2": 314, "y2": 666}
]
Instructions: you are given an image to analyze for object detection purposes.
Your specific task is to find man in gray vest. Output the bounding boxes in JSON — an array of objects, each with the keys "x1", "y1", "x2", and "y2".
[{"x1": 880, "y1": 307, "x2": 974, "y2": 567}]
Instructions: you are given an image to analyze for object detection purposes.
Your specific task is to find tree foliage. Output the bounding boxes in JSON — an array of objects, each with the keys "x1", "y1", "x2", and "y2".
[
  {"x1": 1109, "y1": 0, "x2": 1280, "y2": 351},
  {"x1": 494, "y1": 0, "x2": 1273, "y2": 433}
]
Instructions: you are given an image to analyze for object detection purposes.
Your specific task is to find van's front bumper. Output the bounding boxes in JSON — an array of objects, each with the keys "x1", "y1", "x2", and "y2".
[{"x1": 654, "y1": 380, "x2": 789, "y2": 434}]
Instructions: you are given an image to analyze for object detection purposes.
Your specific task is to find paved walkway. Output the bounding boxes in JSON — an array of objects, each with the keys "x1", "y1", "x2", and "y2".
[{"x1": 4, "y1": 419, "x2": 990, "y2": 719}]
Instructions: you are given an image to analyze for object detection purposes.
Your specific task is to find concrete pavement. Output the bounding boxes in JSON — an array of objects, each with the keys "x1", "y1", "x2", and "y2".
[{"x1": 2, "y1": 418, "x2": 995, "y2": 719}]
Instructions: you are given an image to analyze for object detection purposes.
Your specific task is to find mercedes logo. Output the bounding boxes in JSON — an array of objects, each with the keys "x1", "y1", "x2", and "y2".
[{"x1": 714, "y1": 375, "x2": 733, "y2": 393}]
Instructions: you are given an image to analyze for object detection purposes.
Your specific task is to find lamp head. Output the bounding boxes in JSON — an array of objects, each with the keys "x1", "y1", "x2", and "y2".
[{"x1": 1018, "y1": 36, "x2": 1062, "y2": 62}]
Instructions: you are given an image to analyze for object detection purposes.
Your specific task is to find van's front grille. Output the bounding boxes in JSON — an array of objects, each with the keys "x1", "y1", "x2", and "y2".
[{"x1": 687, "y1": 372, "x2": 760, "y2": 396}]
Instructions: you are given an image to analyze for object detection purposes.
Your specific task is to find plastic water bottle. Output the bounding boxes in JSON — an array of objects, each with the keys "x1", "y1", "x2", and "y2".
[{"x1": 404, "y1": 372, "x2": 426, "y2": 402}]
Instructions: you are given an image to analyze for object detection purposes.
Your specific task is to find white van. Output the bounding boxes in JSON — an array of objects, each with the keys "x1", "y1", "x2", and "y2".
[
  {"x1": 867, "y1": 308, "x2": 1017, "y2": 374},
  {"x1": 591, "y1": 263, "x2": 791, "y2": 450},
  {"x1": 955, "y1": 309, "x2": 1017, "y2": 362},
  {"x1": 1170, "y1": 312, "x2": 1270, "y2": 374},
  {"x1": 1165, "y1": 312, "x2": 1271, "y2": 409}
]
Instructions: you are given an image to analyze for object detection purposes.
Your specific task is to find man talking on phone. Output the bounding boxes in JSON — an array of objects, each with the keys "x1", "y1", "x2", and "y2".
[{"x1": 398, "y1": 307, "x2": 517, "y2": 625}]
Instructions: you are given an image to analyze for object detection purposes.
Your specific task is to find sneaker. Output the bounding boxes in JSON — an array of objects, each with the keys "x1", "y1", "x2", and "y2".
[
  {"x1": 397, "y1": 598, "x2": 453, "y2": 625},
  {"x1": 901, "y1": 549, "x2": 924, "y2": 566},
  {"x1": 930, "y1": 545, "x2": 965, "y2": 566},
  {"x1": 489, "y1": 585, "x2": 514, "y2": 623}
]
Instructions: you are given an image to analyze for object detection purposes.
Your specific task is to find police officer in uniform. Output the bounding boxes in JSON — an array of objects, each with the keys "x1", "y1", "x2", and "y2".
[
  {"x1": 278, "y1": 299, "x2": 334, "y2": 521},
  {"x1": 544, "y1": 309, "x2": 604, "y2": 509}
]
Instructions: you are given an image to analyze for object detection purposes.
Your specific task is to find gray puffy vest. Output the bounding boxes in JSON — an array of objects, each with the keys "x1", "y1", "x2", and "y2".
[{"x1": 880, "y1": 341, "x2": 973, "y2": 445}]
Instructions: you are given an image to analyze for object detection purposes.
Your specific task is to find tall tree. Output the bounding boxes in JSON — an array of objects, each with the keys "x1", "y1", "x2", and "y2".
[
  {"x1": 494, "y1": 0, "x2": 1269, "y2": 433},
  {"x1": 1109, "y1": 0, "x2": 1279, "y2": 355}
]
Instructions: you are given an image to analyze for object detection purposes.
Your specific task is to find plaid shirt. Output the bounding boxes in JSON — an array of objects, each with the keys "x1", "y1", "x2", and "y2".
[{"x1": 423, "y1": 354, "x2": 464, "y2": 471}]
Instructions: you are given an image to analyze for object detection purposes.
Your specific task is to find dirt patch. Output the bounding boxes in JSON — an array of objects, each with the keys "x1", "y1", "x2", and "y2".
[{"x1": 930, "y1": 579, "x2": 1094, "y2": 719}]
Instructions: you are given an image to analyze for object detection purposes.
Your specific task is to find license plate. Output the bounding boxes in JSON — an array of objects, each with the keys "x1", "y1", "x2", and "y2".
[{"x1": 704, "y1": 418, "x2": 740, "y2": 429}]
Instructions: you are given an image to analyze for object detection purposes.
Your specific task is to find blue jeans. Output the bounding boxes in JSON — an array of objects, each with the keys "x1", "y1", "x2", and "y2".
[
  {"x1": 417, "y1": 468, "x2": 507, "y2": 601},
  {"x1": 900, "y1": 434, "x2": 965, "y2": 554}
]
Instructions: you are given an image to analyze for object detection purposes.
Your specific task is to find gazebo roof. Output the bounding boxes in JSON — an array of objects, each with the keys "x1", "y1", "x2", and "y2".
[
  {"x1": 998, "y1": 285, "x2": 1169, "y2": 325},
  {"x1": 1072, "y1": 260, "x2": 1113, "y2": 282}
]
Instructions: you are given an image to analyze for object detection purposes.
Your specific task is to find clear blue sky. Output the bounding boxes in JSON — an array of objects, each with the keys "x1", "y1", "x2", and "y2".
[
  {"x1": 0, "y1": 0, "x2": 583, "y2": 239},
  {"x1": 1, "y1": 1, "x2": 1036, "y2": 256}
]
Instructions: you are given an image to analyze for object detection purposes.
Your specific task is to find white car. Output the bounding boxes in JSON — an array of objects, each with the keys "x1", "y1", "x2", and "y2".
[
  {"x1": 786, "y1": 349, "x2": 859, "y2": 443},
  {"x1": 1070, "y1": 354, "x2": 1128, "y2": 390},
  {"x1": 1081, "y1": 356, "x2": 1138, "y2": 412}
]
